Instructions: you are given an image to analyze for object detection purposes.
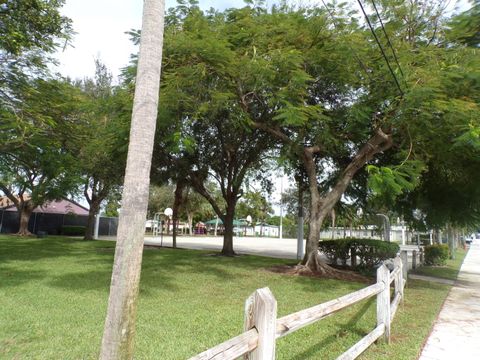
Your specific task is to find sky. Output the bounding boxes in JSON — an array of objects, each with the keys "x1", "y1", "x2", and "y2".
[
  {"x1": 53, "y1": 0, "x2": 246, "y2": 80},
  {"x1": 53, "y1": 0, "x2": 468, "y2": 80}
]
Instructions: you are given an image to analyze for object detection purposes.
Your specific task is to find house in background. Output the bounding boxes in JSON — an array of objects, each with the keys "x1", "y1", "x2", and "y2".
[
  {"x1": 0, "y1": 196, "x2": 116, "y2": 235},
  {"x1": 0, "y1": 196, "x2": 89, "y2": 215}
]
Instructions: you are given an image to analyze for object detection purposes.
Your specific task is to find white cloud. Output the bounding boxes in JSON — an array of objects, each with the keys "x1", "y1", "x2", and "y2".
[{"x1": 53, "y1": 0, "x2": 246, "y2": 80}]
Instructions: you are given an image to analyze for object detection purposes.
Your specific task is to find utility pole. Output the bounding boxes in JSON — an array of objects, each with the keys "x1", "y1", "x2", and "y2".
[{"x1": 377, "y1": 213, "x2": 390, "y2": 242}]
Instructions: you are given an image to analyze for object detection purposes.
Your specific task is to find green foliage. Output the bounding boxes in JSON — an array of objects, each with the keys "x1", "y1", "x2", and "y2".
[
  {"x1": 0, "y1": 78, "x2": 82, "y2": 208},
  {"x1": 319, "y1": 238, "x2": 400, "y2": 268},
  {"x1": 74, "y1": 60, "x2": 130, "y2": 223},
  {"x1": 367, "y1": 161, "x2": 425, "y2": 203},
  {"x1": 61, "y1": 225, "x2": 86, "y2": 236},
  {"x1": 447, "y1": 0, "x2": 480, "y2": 47},
  {"x1": 424, "y1": 244, "x2": 450, "y2": 266},
  {"x1": 318, "y1": 239, "x2": 352, "y2": 266},
  {"x1": 0, "y1": 0, "x2": 72, "y2": 55},
  {"x1": 0, "y1": 0, "x2": 73, "y2": 115},
  {"x1": 236, "y1": 191, "x2": 273, "y2": 224}
]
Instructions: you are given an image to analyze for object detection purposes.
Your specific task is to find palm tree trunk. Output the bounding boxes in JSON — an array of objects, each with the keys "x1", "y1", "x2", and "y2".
[{"x1": 100, "y1": 1, "x2": 165, "y2": 359}]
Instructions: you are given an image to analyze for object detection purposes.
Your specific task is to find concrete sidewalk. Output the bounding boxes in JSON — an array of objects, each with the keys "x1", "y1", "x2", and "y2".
[{"x1": 419, "y1": 240, "x2": 480, "y2": 360}]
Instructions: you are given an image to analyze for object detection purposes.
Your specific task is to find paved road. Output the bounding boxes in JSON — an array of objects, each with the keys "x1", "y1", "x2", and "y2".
[
  {"x1": 419, "y1": 240, "x2": 480, "y2": 360},
  {"x1": 142, "y1": 235, "x2": 306, "y2": 260},
  {"x1": 97, "y1": 235, "x2": 421, "y2": 268}
]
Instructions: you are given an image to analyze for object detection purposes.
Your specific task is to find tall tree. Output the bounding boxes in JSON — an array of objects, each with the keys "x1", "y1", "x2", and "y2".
[
  {"x1": 234, "y1": 1, "x2": 477, "y2": 273},
  {"x1": 76, "y1": 60, "x2": 130, "y2": 240},
  {"x1": 0, "y1": 0, "x2": 72, "y2": 125},
  {"x1": 0, "y1": 78, "x2": 81, "y2": 235},
  {"x1": 100, "y1": 0, "x2": 165, "y2": 358}
]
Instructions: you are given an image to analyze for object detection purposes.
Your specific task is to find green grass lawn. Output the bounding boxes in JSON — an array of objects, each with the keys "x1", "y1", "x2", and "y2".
[
  {"x1": 0, "y1": 235, "x2": 450, "y2": 359},
  {"x1": 413, "y1": 248, "x2": 468, "y2": 280}
]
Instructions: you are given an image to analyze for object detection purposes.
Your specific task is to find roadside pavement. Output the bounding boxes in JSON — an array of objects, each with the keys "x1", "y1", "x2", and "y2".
[
  {"x1": 99, "y1": 234, "x2": 421, "y2": 267},
  {"x1": 418, "y1": 240, "x2": 480, "y2": 360}
]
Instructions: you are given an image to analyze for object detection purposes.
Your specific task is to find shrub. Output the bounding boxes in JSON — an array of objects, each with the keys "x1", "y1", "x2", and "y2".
[
  {"x1": 318, "y1": 239, "x2": 351, "y2": 265},
  {"x1": 353, "y1": 239, "x2": 400, "y2": 267},
  {"x1": 319, "y1": 238, "x2": 400, "y2": 268},
  {"x1": 61, "y1": 225, "x2": 86, "y2": 236},
  {"x1": 424, "y1": 244, "x2": 449, "y2": 265}
]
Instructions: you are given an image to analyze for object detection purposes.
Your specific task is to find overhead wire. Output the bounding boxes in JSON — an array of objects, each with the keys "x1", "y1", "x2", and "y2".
[
  {"x1": 370, "y1": 0, "x2": 407, "y2": 86},
  {"x1": 356, "y1": 0, "x2": 404, "y2": 96}
]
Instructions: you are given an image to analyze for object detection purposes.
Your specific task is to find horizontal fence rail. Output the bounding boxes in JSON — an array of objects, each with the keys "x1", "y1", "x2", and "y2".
[
  {"x1": 276, "y1": 282, "x2": 383, "y2": 339},
  {"x1": 189, "y1": 254, "x2": 408, "y2": 360},
  {"x1": 190, "y1": 329, "x2": 258, "y2": 360},
  {"x1": 336, "y1": 324, "x2": 385, "y2": 360}
]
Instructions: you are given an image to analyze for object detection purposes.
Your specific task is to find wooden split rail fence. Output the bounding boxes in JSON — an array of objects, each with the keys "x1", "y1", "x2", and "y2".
[{"x1": 190, "y1": 253, "x2": 407, "y2": 360}]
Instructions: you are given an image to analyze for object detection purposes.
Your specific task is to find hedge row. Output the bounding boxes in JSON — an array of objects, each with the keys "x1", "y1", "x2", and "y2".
[
  {"x1": 318, "y1": 238, "x2": 400, "y2": 268},
  {"x1": 61, "y1": 225, "x2": 86, "y2": 236},
  {"x1": 424, "y1": 244, "x2": 449, "y2": 265}
]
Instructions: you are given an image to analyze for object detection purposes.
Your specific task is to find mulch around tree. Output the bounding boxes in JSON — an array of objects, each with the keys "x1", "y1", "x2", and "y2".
[{"x1": 266, "y1": 264, "x2": 374, "y2": 284}]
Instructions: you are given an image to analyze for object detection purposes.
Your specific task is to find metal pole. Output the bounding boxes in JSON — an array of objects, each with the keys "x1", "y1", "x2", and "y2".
[
  {"x1": 297, "y1": 215, "x2": 304, "y2": 260},
  {"x1": 94, "y1": 214, "x2": 100, "y2": 240},
  {"x1": 376, "y1": 213, "x2": 390, "y2": 242},
  {"x1": 161, "y1": 219, "x2": 164, "y2": 246},
  {"x1": 401, "y1": 217, "x2": 406, "y2": 245},
  {"x1": 279, "y1": 174, "x2": 283, "y2": 240},
  {"x1": 33, "y1": 212, "x2": 38, "y2": 234},
  {"x1": 0, "y1": 209, "x2": 4, "y2": 233}
]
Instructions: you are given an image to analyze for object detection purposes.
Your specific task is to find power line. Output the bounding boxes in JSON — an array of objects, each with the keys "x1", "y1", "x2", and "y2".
[
  {"x1": 356, "y1": 0, "x2": 404, "y2": 96},
  {"x1": 370, "y1": 0, "x2": 406, "y2": 83},
  {"x1": 320, "y1": 0, "x2": 373, "y2": 82}
]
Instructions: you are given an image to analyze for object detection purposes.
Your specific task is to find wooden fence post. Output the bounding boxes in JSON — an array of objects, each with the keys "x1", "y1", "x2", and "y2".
[
  {"x1": 351, "y1": 247, "x2": 357, "y2": 267},
  {"x1": 244, "y1": 287, "x2": 277, "y2": 360},
  {"x1": 394, "y1": 256, "x2": 404, "y2": 301},
  {"x1": 412, "y1": 250, "x2": 417, "y2": 270},
  {"x1": 419, "y1": 247, "x2": 424, "y2": 265},
  {"x1": 376, "y1": 265, "x2": 391, "y2": 344},
  {"x1": 400, "y1": 250, "x2": 408, "y2": 281}
]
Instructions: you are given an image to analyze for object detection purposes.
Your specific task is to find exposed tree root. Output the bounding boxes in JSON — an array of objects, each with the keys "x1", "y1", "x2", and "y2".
[
  {"x1": 269, "y1": 252, "x2": 372, "y2": 283},
  {"x1": 16, "y1": 230, "x2": 32, "y2": 236}
]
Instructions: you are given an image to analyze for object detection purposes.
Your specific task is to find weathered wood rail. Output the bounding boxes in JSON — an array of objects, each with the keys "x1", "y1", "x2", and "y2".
[{"x1": 189, "y1": 254, "x2": 407, "y2": 360}]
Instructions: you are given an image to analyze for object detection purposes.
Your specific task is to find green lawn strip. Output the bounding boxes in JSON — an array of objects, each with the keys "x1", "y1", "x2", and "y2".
[
  {"x1": 0, "y1": 235, "x2": 450, "y2": 359},
  {"x1": 412, "y1": 248, "x2": 468, "y2": 281},
  {"x1": 359, "y1": 280, "x2": 450, "y2": 360}
]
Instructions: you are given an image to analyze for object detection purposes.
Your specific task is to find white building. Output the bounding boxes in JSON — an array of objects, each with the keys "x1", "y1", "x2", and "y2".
[{"x1": 254, "y1": 223, "x2": 279, "y2": 237}]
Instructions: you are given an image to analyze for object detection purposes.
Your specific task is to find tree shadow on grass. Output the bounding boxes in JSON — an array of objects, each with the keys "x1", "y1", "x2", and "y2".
[
  {"x1": 0, "y1": 236, "x2": 115, "y2": 264},
  {"x1": 0, "y1": 267, "x2": 47, "y2": 288},
  {"x1": 287, "y1": 297, "x2": 375, "y2": 360}
]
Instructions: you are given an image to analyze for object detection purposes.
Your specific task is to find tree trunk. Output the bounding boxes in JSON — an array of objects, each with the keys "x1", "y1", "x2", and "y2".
[
  {"x1": 17, "y1": 202, "x2": 34, "y2": 236},
  {"x1": 100, "y1": 1, "x2": 165, "y2": 358},
  {"x1": 84, "y1": 200, "x2": 101, "y2": 240},
  {"x1": 221, "y1": 201, "x2": 236, "y2": 256},
  {"x1": 448, "y1": 224, "x2": 456, "y2": 260},
  {"x1": 187, "y1": 212, "x2": 193, "y2": 235},
  {"x1": 299, "y1": 128, "x2": 392, "y2": 274},
  {"x1": 172, "y1": 181, "x2": 185, "y2": 249}
]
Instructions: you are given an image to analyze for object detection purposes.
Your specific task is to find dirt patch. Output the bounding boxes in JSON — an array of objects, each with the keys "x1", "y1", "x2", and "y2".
[{"x1": 266, "y1": 264, "x2": 374, "y2": 284}]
